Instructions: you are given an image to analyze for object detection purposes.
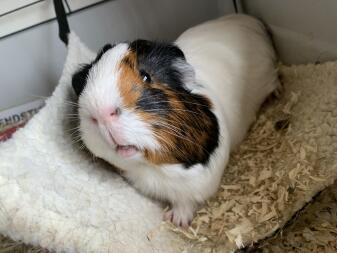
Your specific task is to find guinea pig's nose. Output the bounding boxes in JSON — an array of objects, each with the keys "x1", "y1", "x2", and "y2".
[{"x1": 100, "y1": 107, "x2": 121, "y2": 122}]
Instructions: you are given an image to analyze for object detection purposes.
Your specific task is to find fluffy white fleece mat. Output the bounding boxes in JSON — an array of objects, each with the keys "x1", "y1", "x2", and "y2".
[{"x1": 0, "y1": 33, "x2": 188, "y2": 253}]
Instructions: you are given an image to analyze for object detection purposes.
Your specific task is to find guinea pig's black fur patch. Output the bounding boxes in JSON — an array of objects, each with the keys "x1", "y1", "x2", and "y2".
[
  {"x1": 170, "y1": 95, "x2": 219, "y2": 168},
  {"x1": 72, "y1": 44, "x2": 113, "y2": 97},
  {"x1": 129, "y1": 40, "x2": 187, "y2": 91},
  {"x1": 180, "y1": 93, "x2": 219, "y2": 168},
  {"x1": 72, "y1": 63, "x2": 92, "y2": 97},
  {"x1": 136, "y1": 88, "x2": 170, "y2": 116}
]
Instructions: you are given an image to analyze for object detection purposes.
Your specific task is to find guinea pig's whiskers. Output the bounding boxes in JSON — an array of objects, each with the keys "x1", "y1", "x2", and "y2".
[
  {"x1": 64, "y1": 117, "x2": 80, "y2": 123},
  {"x1": 57, "y1": 100, "x2": 80, "y2": 108},
  {"x1": 159, "y1": 127, "x2": 208, "y2": 155},
  {"x1": 67, "y1": 127, "x2": 81, "y2": 139},
  {"x1": 152, "y1": 121, "x2": 182, "y2": 133},
  {"x1": 157, "y1": 127, "x2": 188, "y2": 143},
  {"x1": 71, "y1": 138, "x2": 83, "y2": 146},
  {"x1": 70, "y1": 134, "x2": 81, "y2": 142},
  {"x1": 154, "y1": 122, "x2": 191, "y2": 140},
  {"x1": 156, "y1": 119, "x2": 196, "y2": 132},
  {"x1": 155, "y1": 138, "x2": 186, "y2": 158},
  {"x1": 65, "y1": 118, "x2": 81, "y2": 124},
  {"x1": 135, "y1": 95, "x2": 167, "y2": 104},
  {"x1": 79, "y1": 143, "x2": 87, "y2": 150},
  {"x1": 63, "y1": 101, "x2": 79, "y2": 107},
  {"x1": 170, "y1": 100, "x2": 209, "y2": 108},
  {"x1": 65, "y1": 118, "x2": 80, "y2": 122},
  {"x1": 136, "y1": 95, "x2": 208, "y2": 108},
  {"x1": 154, "y1": 122, "x2": 210, "y2": 155},
  {"x1": 139, "y1": 89, "x2": 210, "y2": 105},
  {"x1": 70, "y1": 131, "x2": 81, "y2": 139},
  {"x1": 152, "y1": 133, "x2": 173, "y2": 149},
  {"x1": 72, "y1": 136, "x2": 86, "y2": 150},
  {"x1": 66, "y1": 130, "x2": 79, "y2": 136},
  {"x1": 157, "y1": 122, "x2": 207, "y2": 146},
  {"x1": 65, "y1": 115, "x2": 80, "y2": 119},
  {"x1": 152, "y1": 132, "x2": 180, "y2": 153},
  {"x1": 66, "y1": 126, "x2": 81, "y2": 134},
  {"x1": 137, "y1": 107, "x2": 201, "y2": 116}
]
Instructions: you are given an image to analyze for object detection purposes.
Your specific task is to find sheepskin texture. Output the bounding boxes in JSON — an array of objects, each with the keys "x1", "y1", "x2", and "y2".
[
  {"x1": 0, "y1": 33, "x2": 188, "y2": 253},
  {"x1": 1, "y1": 33, "x2": 337, "y2": 253}
]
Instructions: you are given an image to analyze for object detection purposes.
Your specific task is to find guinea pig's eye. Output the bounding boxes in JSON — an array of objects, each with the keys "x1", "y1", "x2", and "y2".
[{"x1": 140, "y1": 70, "x2": 151, "y2": 83}]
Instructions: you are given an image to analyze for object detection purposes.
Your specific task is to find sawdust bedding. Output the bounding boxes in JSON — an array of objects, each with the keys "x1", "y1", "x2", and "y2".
[
  {"x1": 244, "y1": 179, "x2": 337, "y2": 253},
  {"x1": 1, "y1": 61, "x2": 337, "y2": 252}
]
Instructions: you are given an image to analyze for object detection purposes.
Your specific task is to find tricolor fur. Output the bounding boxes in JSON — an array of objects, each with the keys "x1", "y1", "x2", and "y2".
[
  {"x1": 72, "y1": 14, "x2": 280, "y2": 227},
  {"x1": 73, "y1": 40, "x2": 219, "y2": 168}
]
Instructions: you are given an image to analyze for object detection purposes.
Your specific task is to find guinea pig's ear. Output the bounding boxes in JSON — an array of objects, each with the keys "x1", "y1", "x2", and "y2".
[
  {"x1": 71, "y1": 63, "x2": 93, "y2": 97},
  {"x1": 93, "y1": 43, "x2": 113, "y2": 64},
  {"x1": 173, "y1": 58, "x2": 198, "y2": 91}
]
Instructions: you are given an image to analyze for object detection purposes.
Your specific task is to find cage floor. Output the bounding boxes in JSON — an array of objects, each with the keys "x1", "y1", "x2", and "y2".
[{"x1": 1, "y1": 60, "x2": 337, "y2": 252}]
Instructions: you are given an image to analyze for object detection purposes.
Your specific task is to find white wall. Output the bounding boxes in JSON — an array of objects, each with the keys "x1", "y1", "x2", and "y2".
[
  {"x1": 0, "y1": 0, "x2": 234, "y2": 110},
  {"x1": 242, "y1": 0, "x2": 337, "y2": 64},
  {"x1": 4, "y1": 0, "x2": 335, "y2": 110}
]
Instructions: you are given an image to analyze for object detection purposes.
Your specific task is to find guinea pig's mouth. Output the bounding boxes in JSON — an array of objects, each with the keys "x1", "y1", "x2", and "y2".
[
  {"x1": 115, "y1": 145, "x2": 139, "y2": 158},
  {"x1": 105, "y1": 131, "x2": 139, "y2": 158}
]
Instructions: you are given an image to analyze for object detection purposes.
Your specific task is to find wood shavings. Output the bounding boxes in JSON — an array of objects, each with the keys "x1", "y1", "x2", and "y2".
[
  {"x1": 257, "y1": 167, "x2": 272, "y2": 182},
  {"x1": 282, "y1": 91, "x2": 299, "y2": 114},
  {"x1": 257, "y1": 179, "x2": 337, "y2": 252}
]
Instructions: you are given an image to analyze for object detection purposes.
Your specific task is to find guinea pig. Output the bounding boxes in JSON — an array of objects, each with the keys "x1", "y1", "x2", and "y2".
[{"x1": 71, "y1": 14, "x2": 280, "y2": 227}]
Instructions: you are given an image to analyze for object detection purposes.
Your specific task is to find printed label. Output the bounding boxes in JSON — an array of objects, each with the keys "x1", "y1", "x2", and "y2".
[{"x1": 0, "y1": 99, "x2": 45, "y2": 141}]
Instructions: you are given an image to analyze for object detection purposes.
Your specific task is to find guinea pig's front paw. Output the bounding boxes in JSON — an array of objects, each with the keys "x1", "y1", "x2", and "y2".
[{"x1": 163, "y1": 204, "x2": 195, "y2": 228}]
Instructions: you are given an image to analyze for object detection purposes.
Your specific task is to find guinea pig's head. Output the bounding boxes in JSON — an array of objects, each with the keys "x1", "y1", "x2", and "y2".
[{"x1": 72, "y1": 40, "x2": 219, "y2": 168}]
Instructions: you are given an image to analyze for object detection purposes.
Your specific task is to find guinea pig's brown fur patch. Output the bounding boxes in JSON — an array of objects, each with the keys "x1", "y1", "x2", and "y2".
[{"x1": 118, "y1": 52, "x2": 143, "y2": 107}]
